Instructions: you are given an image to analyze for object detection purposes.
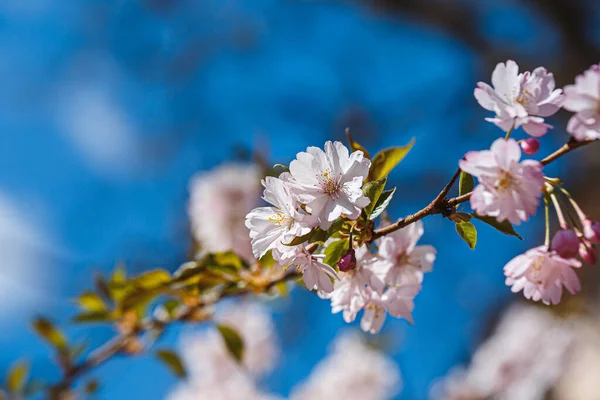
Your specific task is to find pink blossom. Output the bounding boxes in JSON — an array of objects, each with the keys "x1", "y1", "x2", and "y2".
[
  {"x1": 293, "y1": 246, "x2": 338, "y2": 293},
  {"x1": 582, "y1": 218, "x2": 600, "y2": 244},
  {"x1": 288, "y1": 141, "x2": 371, "y2": 230},
  {"x1": 551, "y1": 229, "x2": 580, "y2": 259},
  {"x1": 579, "y1": 242, "x2": 597, "y2": 264},
  {"x1": 360, "y1": 284, "x2": 421, "y2": 334},
  {"x1": 504, "y1": 246, "x2": 582, "y2": 305},
  {"x1": 474, "y1": 60, "x2": 562, "y2": 137},
  {"x1": 459, "y1": 138, "x2": 544, "y2": 225},
  {"x1": 376, "y1": 220, "x2": 436, "y2": 285},
  {"x1": 563, "y1": 64, "x2": 600, "y2": 141}
]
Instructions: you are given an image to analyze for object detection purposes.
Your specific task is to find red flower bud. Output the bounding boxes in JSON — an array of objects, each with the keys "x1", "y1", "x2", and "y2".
[
  {"x1": 520, "y1": 138, "x2": 540, "y2": 155},
  {"x1": 338, "y1": 248, "x2": 357, "y2": 272},
  {"x1": 551, "y1": 229, "x2": 580, "y2": 259},
  {"x1": 579, "y1": 242, "x2": 597, "y2": 264},
  {"x1": 583, "y1": 218, "x2": 600, "y2": 244}
]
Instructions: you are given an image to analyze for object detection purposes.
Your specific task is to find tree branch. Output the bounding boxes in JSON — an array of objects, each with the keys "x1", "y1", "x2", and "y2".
[{"x1": 372, "y1": 138, "x2": 596, "y2": 240}]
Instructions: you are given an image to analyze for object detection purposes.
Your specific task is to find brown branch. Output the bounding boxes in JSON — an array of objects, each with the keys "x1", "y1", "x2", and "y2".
[
  {"x1": 47, "y1": 269, "x2": 301, "y2": 398},
  {"x1": 373, "y1": 138, "x2": 597, "y2": 240}
]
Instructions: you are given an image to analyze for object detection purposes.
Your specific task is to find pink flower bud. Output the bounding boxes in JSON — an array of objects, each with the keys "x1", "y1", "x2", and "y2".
[
  {"x1": 579, "y1": 242, "x2": 597, "y2": 264},
  {"x1": 551, "y1": 229, "x2": 580, "y2": 259},
  {"x1": 338, "y1": 248, "x2": 356, "y2": 272},
  {"x1": 583, "y1": 218, "x2": 600, "y2": 244},
  {"x1": 520, "y1": 138, "x2": 540, "y2": 155}
]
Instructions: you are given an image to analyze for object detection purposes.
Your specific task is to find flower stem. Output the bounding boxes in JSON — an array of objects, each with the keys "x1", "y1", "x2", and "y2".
[
  {"x1": 544, "y1": 195, "x2": 551, "y2": 248},
  {"x1": 556, "y1": 185, "x2": 587, "y2": 221},
  {"x1": 505, "y1": 124, "x2": 515, "y2": 140},
  {"x1": 550, "y1": 191, "x2": 568, "y2": 230}
]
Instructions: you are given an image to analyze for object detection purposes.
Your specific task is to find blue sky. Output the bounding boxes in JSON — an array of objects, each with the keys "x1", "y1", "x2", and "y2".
[{"x1": 0, "y1": 0, "x2": 585, "y2": 398}]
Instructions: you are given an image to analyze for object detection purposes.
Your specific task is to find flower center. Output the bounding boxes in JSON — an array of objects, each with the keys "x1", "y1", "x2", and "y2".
[
  {"x1": 515, "y1": 89, "x2": 531, "y2": 110},
  {"x1": 317, "y1": 170, "x2": 342, "y2": 199},
  {"x1": 268, "y1": 210, "x2": 293, "y2": 228},
  {"x1": 495, "y1": 171, "x2": 516, "y2": 193},
  {"x1": 531, "y1": 255, "x2": 545, "y2": 284}
]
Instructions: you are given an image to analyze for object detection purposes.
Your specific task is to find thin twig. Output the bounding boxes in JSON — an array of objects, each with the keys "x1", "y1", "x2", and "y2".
[{"x1": 373, "y1": 138, "x2": 596, "y2": 239}]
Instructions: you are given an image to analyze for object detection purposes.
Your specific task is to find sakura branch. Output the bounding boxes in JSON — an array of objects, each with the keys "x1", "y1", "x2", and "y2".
[{"x1": 3, "y1": 60, "x2": 600, "y2": 399}]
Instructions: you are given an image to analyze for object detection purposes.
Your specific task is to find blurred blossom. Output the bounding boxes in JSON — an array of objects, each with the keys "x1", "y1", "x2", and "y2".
[
  {"x1": 563, "y1": 64, "x2": 600, "y2": 141},
  {"x1": 167, "y1": 373, "x2": 280, "y2": 400},
  {"x1": 290, "y1": 332, "x2": 401, "y2": 400},
  {"x1": 554, "y1": 318, "x2": 600, "y2": 400},
  {"x1": 430, "y1": 304, "x2": 574, "y2": 400},
  {"x1": 188, "y1": 163, "x2": 261, "y2": 261},
  {"x1": 178, "y1": 301, "x2": 278, "y2": 384}
]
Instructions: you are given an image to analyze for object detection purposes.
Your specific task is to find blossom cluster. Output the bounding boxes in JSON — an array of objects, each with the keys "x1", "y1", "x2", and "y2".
[
  {"x1": 168, "y1": 302, "x2": 402, "y2": 400},
  {"x1": 431, "y1": 304, "x2": 574, "y2": 400},
  {"x1": 463, "y1": 61, "x2": 600, "y2": 305},
  {"x1": 245, "y1": 141, "x2": 436, "y2": 333}
]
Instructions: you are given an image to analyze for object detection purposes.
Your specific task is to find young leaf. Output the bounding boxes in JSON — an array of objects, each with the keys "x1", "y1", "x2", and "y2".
[
  {"x1": 32, "y1": 317, "x2": 67, "y2": 350},
  {"x1": 308, "y1": 228, "x2": 328, "y2": 244},
  {"x1": 459, "y1": 171, "x2": 474, "y2": 196},
  {"x1": 216, "y1": 324, "x2": 245, "y2": 363},
  {"x1": 368, "y1": 138, "x2": 415, "y2": 181},
  {"x1": 472, "y1": 214, "x2": 523, "y2": 240},
  {"x1": 362, "y1": 178, "x2": 386, "y2": 217},
  {"x1": 326, "y1": 218, "x2": 346, "y2": 237},
  {"x1": 156, "y1": 349, "x2": 187, "y2": 378},
  {"x1": 134, "y1": 269, "x2": 171, "y2": 290},
  {"x1": 273, "y1": 163, "x2": 290, "y2": 173},
  {"x1": 455, "y1": 221, "x2": 477, "y2": 250},
  {"x1": 76, "y1": 292, "x2": 107, "y2": 313},
  {"x1": 6, "y1": 361, "x2": 29, "y2": 393},
  {"x1": 323, "y1": 239, "x2": 350, "y2": 268},
  {"x1": 212, "y1": 251, "x2": 244, "y2": 270},
  {"x1": 370, "y1": 187, "x2": 396, "y2": 220},
  {"x1": 345, "y1": 128, "x2": 371, "y2": 159},
  {"x1": 72, "y1": 311, "x2": 113, "y2": 324}
]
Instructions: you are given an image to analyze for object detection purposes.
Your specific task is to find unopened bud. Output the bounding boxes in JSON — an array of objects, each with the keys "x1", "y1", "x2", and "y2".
[
  {"x1": 520, "y1": 138, "x2": 540, "y2": 155},
  {"x1": 583, "y1": 218, "x2": 600, "y2": 244},
  {"x1": 551, "y1": 229, "x2": 580, "y2": 259},
  {"x1": 579, "y1": 242, "x2": 597, "y2": 264},
  {"x1": 338, "y1": 248, "x2": 357, "y2": 272}
]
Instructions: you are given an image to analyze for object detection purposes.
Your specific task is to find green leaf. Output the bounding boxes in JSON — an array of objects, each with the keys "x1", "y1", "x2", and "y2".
[
  {"x1": 283, "y1": 229, "x2": 314, "y2": 246},
  {"x1": 472, "y1": 214, "x2": 523, "y2": 240},
  {"x1": 368, "y1": 138, "x2": 415, "y2": 181},
  {"x1": 72, "y1": 311, "x2": 113, "y2": 324},
  {"x1": 308, "y1": 228, "x2": 328, "y2": 244},
  {"x1": 32, "y1": 317, "x2": 67, "y2": 350},
  {"x1": 216, "y1": 324, "x2": 245, "y2": 363},
  {"x1": 455, "y1": 221, "x2": 477, "y2": 250},
  {"x1": 362, "y1": 178, "x2": 386, "y2": 218},
  {"x1": 459, "y1": 171, "x2": 474, "y2": 196},
  {"x1": 323, "y1": 239, "x2": 350, "y2": 268},
  {"x1": 156, "y1": 349, "x2": 187, "y2": 378},
  {"x1": 76, "y1": 292, "x2": 107, "y2": 313},
  {"x1": 212, "y1": 251, "x2": 244, "y2": 270},
  {"x1": 326, "y1": 218, "x2": 346, "y2": 237},
  {"x1": 6, "y1": 361, "x2": 29, "y2": 393},
  {"x1": 345, "y1": 128, "x2": 371, "y2": 159},
  {"x1": 134, "y1": 269, "x2": 171, "y2": 290},
  {"x1": 370, "y1": 187, "x2": 396, "y2": 220}
]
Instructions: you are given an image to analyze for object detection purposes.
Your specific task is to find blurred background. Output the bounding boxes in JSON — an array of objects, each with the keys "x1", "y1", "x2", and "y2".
[{"x1": 1, "y1": 0, "x2": 600, "y2": 399}]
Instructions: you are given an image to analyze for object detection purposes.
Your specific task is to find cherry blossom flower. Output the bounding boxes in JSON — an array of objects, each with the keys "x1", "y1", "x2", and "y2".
[
  {"x1": 377, "y1": 220, "x2": 436, "y2": 286},
  {"x1": 321, "y1": 245, "x2": 386, "y2": 324},
  {"x1": 360, "y1": 284, "x2": 421, "y2": 334},
  {"x1": 179, "y1": 302, "x2": 279, "y2": 383},
  {"x1": 291, "y1": 332, "x2": 401, "y2": 400},
  {"x1": 474, "y1": 60, "x2": 562, "y2": 137},
  {"x1": 189, "y1": 163, "x2": 260, "y2": 261},
  {"x1": 431, "y1": 304, "x2": 573, "y2": 400},
  {"x1": 245, "y1": 174, "x2": 313, "y2": 260},
  {"x1": 288, "y1": 141, "x2": 371, "y2": 230},
  {"x1": 459, "y1": 138, "x2": 544, "y2": 225},
  {"x1": 504, "y1": 246, "x2": 582, "y2": 305},
  {"x1": 582, "y1": 218, "x2": 600, "y2": 244},
  {"x1": 563, "y1": 64, "x2": 600, "y2": 141},
  {"x1": 293, "y1": 246, "x2": 338, "y2": 293}
]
